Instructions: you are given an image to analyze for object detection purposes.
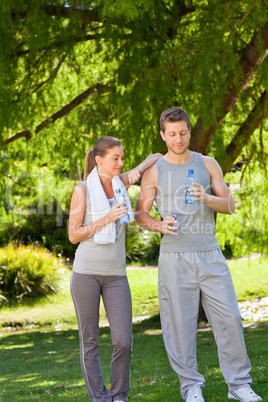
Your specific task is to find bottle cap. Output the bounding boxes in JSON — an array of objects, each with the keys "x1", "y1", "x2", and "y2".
[
  {"x1": 188, "y1": 169, "x2": 194, "y2": 174},
  {"x1": 115, "y1": 189, "x2": 121, "y2": 193},
  {"x1": 172, "y1": 215, "x2": 177, "y2": 220}
]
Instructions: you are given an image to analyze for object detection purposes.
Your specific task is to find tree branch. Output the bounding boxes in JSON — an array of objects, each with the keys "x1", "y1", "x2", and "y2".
[
  {"x1": 229, "y1": 3, "x2": 256, "y2": 39},
  {"x1": 3, "y1": 82, "x2": 107, "y2": 147},
  {"x1": 191, "y1": 22, "x2": 268, "y2": 154},
  {"x1": 13, "y1": 3, "x2": 196, "y2": 24},
  {"x1": 10, "y1": 3, "x2": 196, "y2": 59},
  {"x1": 240, "y1": 144, "x2": 254, "y2": 185},
  {"x1": 32, "y1": 54, "x2": 66, "y2": 93},
  {"x1": 0, "y1": 170, "x2": 33, "y2": 191},
  {"x1": 43, "y1": 5, "x2": 102, "y2": 23},
  {"x1": 222, "y1": 90, "x2": 268, "y2": 175},
  {"x1": 176, "y1": 0, "x2": 196, "y2": 18},
  {"x1": 12, "y1": 33, "x2": 99, "y2": 59},
  {"x1": 12, "y1": 5, "x2": 102, "y2": 23}
]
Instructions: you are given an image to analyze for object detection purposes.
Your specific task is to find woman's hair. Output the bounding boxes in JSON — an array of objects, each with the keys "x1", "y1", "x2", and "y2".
[{"x1": 83, "y1": 136, "x2": 122, "y2": 180}]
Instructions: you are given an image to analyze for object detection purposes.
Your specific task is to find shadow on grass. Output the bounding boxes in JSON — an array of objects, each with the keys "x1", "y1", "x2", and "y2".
[
  {"x1": 0, "y1": 319, "x2": 267, "y2": 401},
  {"x1": 133, "y1": 314, "x2": 161, "y2": 333},
  {"x1": 1, "y1": 294, "x2": 51, "y2": 309}
]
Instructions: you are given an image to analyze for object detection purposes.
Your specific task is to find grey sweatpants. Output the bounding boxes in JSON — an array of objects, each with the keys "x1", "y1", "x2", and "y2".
[
  {"x1": 70, "y1": 272, "x2": 133, "y2": 402},
  {"x1": 158, "y1": 249, "x2": 252, "y2": 400}
]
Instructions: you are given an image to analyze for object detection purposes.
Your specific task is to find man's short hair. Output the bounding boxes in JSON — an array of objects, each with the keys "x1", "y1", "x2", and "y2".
[{"x1": 159, "y1": 107, "x2": 191, "y2": 132}]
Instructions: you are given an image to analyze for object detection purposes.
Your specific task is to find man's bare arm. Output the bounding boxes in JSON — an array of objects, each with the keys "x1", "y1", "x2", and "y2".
[
  {"x1": 135, "y1": 165, "x2": 177, "y2": 235},
  {"x1": 191, "y1": 156, "x2": 235, "y2": 215}
]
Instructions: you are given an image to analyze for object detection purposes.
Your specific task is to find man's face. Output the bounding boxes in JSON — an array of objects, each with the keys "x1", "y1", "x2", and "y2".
[{"x1": 160, "y1": 120, "x2": 191, "y2": 155}]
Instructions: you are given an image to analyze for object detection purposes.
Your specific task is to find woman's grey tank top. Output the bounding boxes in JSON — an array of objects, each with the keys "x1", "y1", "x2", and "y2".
[
  {"x1": 72, "y1": 181, "x2": 126, "y2": 276},
  {"x1": 155, "y1": 152, "x2": 219, "y2": 252}
]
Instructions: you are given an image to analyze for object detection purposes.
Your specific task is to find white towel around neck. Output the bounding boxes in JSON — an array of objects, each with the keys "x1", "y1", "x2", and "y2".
[{"x1": 87, "y1": 167, "x2": 134, "y2": 244}]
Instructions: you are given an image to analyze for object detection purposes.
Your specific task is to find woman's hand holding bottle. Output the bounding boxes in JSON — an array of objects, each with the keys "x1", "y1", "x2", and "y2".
[{"x1": 107, "y1": 202, "x2": 128, "y2": 223}]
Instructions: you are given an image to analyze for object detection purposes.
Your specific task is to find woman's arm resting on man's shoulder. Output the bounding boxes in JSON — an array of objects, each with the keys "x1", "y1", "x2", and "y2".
[{"x1": 120, "y1": 153, "x2": 162, "y2": 188}]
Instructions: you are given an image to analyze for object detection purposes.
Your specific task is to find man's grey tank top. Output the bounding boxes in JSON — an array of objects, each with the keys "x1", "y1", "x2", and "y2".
[
  {"x1": 155, "y1": 152, "x2": 219, "y2": 252},
  {"x1": 72, "y1": 181, "x2": 126, "y2": 276}
]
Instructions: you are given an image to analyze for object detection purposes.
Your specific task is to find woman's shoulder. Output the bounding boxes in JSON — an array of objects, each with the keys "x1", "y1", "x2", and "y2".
[
  {"x1": 76, "y1": 180, "x2": 87, "y2": 189},
  {"x1": 73, "y1": 181, "x2": 87, "y2": 198}
]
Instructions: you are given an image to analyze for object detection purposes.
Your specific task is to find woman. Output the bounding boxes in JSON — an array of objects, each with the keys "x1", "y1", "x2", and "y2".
[{"x1": 69, "y1": 136, "x2": 161, "y2": 402}]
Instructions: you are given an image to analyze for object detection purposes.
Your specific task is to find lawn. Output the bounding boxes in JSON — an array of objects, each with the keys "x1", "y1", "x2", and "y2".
[
  {"x1": 227, "y1": 257, "x2": 268, "y2": 299},
  {"x1": 0, "y1": 320, "x2": 267, "y2": 401},
  {"x1": 0, "y1": 257, "x2": 267, "y2": 401},
  {"x1": 0, "y1": 257, "x2": 267, "y2": 330}
]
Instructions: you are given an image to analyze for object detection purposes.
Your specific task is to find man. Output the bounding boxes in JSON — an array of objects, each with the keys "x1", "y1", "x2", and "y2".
[{"x1": 135, "y1": 107, "x2": 262, "y2": 402}]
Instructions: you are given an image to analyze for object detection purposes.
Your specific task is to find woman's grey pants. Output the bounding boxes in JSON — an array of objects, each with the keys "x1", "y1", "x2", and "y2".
[
  {"x1": 158, "y1": 249, "x2": 252, "y2": 400},
  {"x1": 71, "y1": 272, "x2": 133, "y2": 402}
]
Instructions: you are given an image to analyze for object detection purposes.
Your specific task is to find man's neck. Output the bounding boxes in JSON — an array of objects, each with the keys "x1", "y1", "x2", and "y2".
[{"x1": 163, "y1": 149, "x2": 193, "y2": 164}]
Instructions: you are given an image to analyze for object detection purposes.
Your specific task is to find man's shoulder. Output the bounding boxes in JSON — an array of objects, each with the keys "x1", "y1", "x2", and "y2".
[
  {"x1": 201, "y1": 154, "x2": 214, "y2": 162},
  {"x1": 146, "y1": 162, "x2": 158, "y2": 176},
  {"x1": 141, "y1": 163, "x2": 158, "y2": 185},
  {"x1": 189, "y1": 151, "x2": 215, "y2": 164},
  {"x1": 201, "y1": 154, "x2": 218, "y2": 167},
  {"x1": 200, "y1": 155, "x2": 222, "y2": 177}
]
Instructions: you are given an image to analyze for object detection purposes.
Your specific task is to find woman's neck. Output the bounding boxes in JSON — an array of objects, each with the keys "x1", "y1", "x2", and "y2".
[{"x1": 98, "y1": 171, "x2": 114, "y2": 198}]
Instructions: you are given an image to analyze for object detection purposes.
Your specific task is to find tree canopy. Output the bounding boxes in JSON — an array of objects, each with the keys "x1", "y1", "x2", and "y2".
[
  {"x1": 0, "y1": 0, "x2": 267, "y2": 177},
  {"x1": 0, "y1": 0, "x2": 267, "y2": 257}
]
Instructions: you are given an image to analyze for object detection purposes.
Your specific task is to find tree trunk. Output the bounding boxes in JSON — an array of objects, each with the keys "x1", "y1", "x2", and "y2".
[
  {"x1": 222, "y1": 90, "x2": 268, "y2": 175},
  {"x1": 191, "y1": 23, "x2": 268, "y2": 154}
]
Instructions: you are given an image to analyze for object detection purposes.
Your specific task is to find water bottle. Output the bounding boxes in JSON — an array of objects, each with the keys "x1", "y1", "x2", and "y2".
[
  {"x1": 114, "y1": 189, "x2": 130, "y2": 224},
  {"x1": 185, "y1": 169, "x2": 196, "y2": 205},
  {"x1": 172, "y1": 215, "x2": 178, "y2": 230}
]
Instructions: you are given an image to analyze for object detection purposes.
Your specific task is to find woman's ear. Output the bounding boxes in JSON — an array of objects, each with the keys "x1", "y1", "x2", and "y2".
[{"x1": 95, "y1": 155, "x2": 102, "y2": 165}]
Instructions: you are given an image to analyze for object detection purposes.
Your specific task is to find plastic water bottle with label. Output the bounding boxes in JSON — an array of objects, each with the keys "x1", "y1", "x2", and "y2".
[
  {"x1": 185, "y1": 169, "x2": 196, "y2": 205},
  {"x1": 114, "y1": 189, "x2": 130, "y2": 224}
]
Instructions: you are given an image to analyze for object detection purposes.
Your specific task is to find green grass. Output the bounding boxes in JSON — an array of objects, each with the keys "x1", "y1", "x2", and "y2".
[
  {"x1": 0, "y1": 257, "x2": 267, "y2": 401},
  {"x1": 0, "y1": 257, "x2": 267, "y2": 329},
  {"x1": 0, "y1": 267, "x2": 160, "y2": 329},
  {"x1": 0, "y1": 320, "x2": 267, "y2": 401},
  {"x1": 228, "y1": 257, "x2": 268, "y2": 300}
]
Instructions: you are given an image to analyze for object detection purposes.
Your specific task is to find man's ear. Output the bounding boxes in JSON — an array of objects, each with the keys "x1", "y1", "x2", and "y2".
[
  {"x1": 160, "y1": 130, "x2": 166, "y2": 142},
  {"x1": 189, "y1": 128, "x2": 191, "y2": 138}
]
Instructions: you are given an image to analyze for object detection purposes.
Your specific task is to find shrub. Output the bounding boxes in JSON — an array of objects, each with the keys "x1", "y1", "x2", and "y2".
[
  {"x1": 0, "y1": 244, "x2": 60, "y2": 305},
  {"x1": 0, "y1": 201, "x2": 76, "y2": 260},
  {"x1": 125, "y1": 224, "x2": 161, "y2": 264}
]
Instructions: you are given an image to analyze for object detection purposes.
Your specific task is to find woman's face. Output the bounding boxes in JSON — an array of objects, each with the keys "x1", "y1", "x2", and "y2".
[{"x1": 96, "y1": 145, "x2": 124, "y2": 177}]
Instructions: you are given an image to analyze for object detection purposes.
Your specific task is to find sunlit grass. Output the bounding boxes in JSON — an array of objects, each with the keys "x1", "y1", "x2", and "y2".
[
  {"x1": 0, "y1": 257, "x2": 267, "y2": 330},
  {"x1": 228, "y1": 257, "x2": 268, "y2": 300},
  {"x1": 0, "y1": 266, "x2": 159, "y2": 329},
  {"x1": 0, "y1": 322, "x2": 266, "y2": 401},
  {"x1": 127, "y1": 268, "x2": 159, "y2": 319},
  {"x1": 0, "y1": 257, "x2": 267, "y2": 401}
]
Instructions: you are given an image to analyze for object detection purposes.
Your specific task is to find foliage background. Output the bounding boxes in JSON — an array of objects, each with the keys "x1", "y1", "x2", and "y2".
[{"x1": 0, "y1": 0, "x2": 267, "y2": 259}]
